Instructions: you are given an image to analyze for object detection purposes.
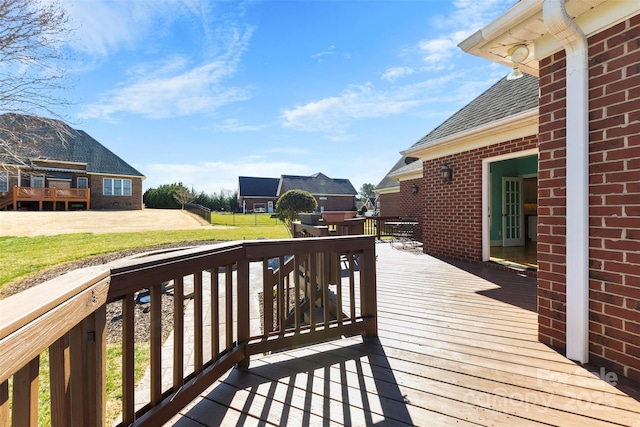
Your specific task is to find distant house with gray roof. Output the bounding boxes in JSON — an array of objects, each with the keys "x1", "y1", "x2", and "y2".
[
  {"x1": 0, "y1": 114, "x2": 145, "y2": 210},
  {"x1": 238, "y1": 176, "x2": 280, "y2": 213},
  {"x1": 278, "y1": 173, "x2": 357, "y2": 212},
  {"x1": 238, "y1": 172, "x2": 357, "y2": 213}
]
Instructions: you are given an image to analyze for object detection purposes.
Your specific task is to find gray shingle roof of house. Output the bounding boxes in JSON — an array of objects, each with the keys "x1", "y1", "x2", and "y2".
[
  {"x1": 238, "y1": 176, "x2": 280, "y2": 197},
  {"x1": 375, "y1": 156, "x2": 418, "y2": 191},
  {"x1": 280, "y1": 172, "x2": 356, "y2": 196},
  {"x1": 409, "y1": 74, "x2": 539, "y2": 151},
  {"x1": 0, "y1": 114, "x2": 144, "y2": 177}
]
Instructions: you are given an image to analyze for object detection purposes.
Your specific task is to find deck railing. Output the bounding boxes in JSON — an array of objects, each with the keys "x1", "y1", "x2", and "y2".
[
  {"x1": 0, "y1": 236, "x2": 377, "y2": 426},
  {"x1": 9, "y1": 186, "x2": 91, "y2": 210},
  {"x1": 364, "y1": 216, "x2": 422, "y2": 241}
]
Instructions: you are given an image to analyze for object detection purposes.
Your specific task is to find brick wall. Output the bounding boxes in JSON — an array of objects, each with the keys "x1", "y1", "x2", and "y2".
[
  {"x1": 240, "y1": 197, "x2": 277, "y2": 212},
  {"x1": 316, "y1": 195, "x2": 355, "y2": 211},
  {"x1": 420, "y1": 136, "x2": 538, "y2": 262},
  {"x1": 538, "y1": 15, "x2": 640, "y2": 381},
  {"x1": 378, "y1": 191, "x2": 401, "y2": 217},
  {"x1": 90, "y1": 175, "x2": 143, "y2": 210}
]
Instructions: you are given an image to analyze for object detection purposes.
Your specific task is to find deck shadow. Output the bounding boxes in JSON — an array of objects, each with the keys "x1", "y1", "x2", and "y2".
[
  {"x1": 175, "y1": 338, "x2": 414, "y2": 426},
  {"x1": 435, "y1": 256, "x2": 537, "y2": 313}
]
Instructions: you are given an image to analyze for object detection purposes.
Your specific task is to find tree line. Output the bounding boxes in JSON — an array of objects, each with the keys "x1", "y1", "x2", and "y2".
[{"x1": 143, "y1": 183, "x2": 239, "y2": 212}]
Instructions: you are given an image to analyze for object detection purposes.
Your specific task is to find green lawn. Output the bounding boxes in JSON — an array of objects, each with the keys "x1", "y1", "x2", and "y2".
[
  {"x1": 0, "y1": 214, "x2": 290, "y2": 424},
  {"x1": 0, "y1": 222, "x2": 289, "y2": 290},
  {"x1": 210, "y1": 211, "x2": 281, "y2": 226}
]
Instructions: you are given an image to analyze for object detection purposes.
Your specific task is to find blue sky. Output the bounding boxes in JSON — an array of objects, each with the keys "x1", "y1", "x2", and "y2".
[{"x1": 59, "y1": 0, "x2": 516, "y2": 195}]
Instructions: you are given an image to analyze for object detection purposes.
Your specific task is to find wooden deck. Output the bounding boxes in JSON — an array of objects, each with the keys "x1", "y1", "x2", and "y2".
[{"x1": 166, "y1": 243, "x2": 640, "y2": 427}]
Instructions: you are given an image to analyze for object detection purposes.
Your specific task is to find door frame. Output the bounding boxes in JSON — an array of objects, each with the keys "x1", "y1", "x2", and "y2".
[
  {"x1": 481, "y1": 148, "x2": 538, "y2": 262},
  {"x1": 502, "y1": 176, "x2": 525, "y2": 247}
]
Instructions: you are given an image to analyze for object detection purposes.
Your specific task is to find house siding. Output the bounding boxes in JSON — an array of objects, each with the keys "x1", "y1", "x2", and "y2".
[
  {"x1": 420, "y1": 135, "x2": 538, "y2": 262},
  {"x1": 538, "y1": 15, "x2": 640, "y2": 382}
]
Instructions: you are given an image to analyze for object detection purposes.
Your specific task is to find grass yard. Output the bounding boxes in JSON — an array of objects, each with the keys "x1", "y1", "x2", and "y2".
[
  {"x1": 0, "y1": 224, "x2": 289, "y2": 290},
  {"x1": 2, "y1": 219, "x2": 289, "y2": 425},
  {"x1": 210, "y1": 211, "x2": 281, "y2": 226}
]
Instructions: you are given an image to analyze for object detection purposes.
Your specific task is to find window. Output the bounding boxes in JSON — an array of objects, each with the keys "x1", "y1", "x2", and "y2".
[
  {"x1": 77, "y1": 177, "x2": 88, "y2": 188},
  {"x1": 0, "y1": 171, "x2": 7, "y2": 193},
  {"x1": 31, "y1": 175, "x2": 45, "y2": 188},
  {"x1": 103, "y1": 178, "x2": 132, "y2": 196}
]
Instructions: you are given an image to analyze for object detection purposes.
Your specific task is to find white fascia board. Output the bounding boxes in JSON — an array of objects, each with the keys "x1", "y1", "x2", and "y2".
[
  {"x1": 536, "y1": 1, "x2": 640, "y2": 59},
  {"x1": 29, "y1": 158, "x2": 88, "y2": 166},
  {"x1": 87, "y1": 172, "x2": 146, "y2": 180},
  {"x1": 388, "y1": 169, "x2": 423, "y2": 182},
  {"x1": 402, "y1": 108, "x2": 539, "y2": 161},
  {"x1": 375, "y1": 186, "x2": 400, "y2": 195}
]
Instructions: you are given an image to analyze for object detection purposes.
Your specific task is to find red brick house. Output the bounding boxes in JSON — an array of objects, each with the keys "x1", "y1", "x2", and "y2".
[
  {"x1": 387, "y1": 0, "x2": 640, "y2": 384},
  {"x1": 0, "y1": 114, "x2": 145, "y2": 210},
  {"x1": 238, "y1": 176, "x2": 280, "y2": 213},
  {"x1": 278, "y1": 173, "x2": 357, "y2": 212},
  {"x1": 239, "y1": 173, "x2": 357, "y2": 213}
]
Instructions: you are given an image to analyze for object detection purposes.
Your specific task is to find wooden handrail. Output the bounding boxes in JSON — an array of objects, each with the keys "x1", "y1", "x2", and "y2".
[{"x1": 0, "y1": 236, "x2": 377, "y2": 426}]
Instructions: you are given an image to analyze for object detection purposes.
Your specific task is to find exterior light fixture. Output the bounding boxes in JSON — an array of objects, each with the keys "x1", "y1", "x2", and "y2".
[
  {"x1": 412, "y1": 183, "x2": 419, "y2": 194},
  {"x1": 506, "y1": 44, "x2": 529, "y2": 80},
  {"x1": 441, "y1": 164, "x2": 453, "y2": 182}
]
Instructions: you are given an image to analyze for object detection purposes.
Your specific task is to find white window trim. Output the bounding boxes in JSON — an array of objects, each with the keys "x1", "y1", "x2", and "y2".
[
  {"x1": 31, "y1": 175, "x2": 45, "y2": 188},
  {"x1": 103, "y1": 177, "x2": 132, "y2": 196},
  {"x1": 0, "y1": 171, "x2": 8, "y2": 193}
]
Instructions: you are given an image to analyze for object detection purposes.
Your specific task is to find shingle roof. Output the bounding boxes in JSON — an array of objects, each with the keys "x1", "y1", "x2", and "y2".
[
  {"x1": 0, "y1": 113, "x2": 144, "y2": 177},
  {"x1": 279, "y1": 172, "x2": 356, "y2": 196},
  {"x1": 238, "y1": 176, "x2": 280, "y2": 197},
  {"x1": 409, "y1": 74, "x2": 538, "y2": 150},
  {"x1": 375, "y1": 156, "x2": 418, "y2": 191}
]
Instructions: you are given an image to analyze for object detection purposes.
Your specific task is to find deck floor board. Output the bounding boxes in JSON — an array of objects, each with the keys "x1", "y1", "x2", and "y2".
[{"x1": 166, "y1": 243, "x2": 640, "y2": 426}]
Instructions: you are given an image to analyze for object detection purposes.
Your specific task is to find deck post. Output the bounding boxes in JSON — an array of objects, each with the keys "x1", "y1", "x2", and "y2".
[
  {"x1": 236, "y1": 258, "x2": 250, "y2": 370},
  {"x1": 360, "y1": 237, "x2": 378, "y2": 339}
]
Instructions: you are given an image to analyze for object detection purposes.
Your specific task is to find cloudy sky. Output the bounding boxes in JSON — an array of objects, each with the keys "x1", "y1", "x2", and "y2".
[{"x1": 58, "y1": 0, "x2": 516, "y2": 195}]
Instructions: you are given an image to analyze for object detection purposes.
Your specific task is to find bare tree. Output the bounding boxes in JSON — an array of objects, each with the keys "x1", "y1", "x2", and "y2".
[
  {"x1": 0, "y1": 0, "x2": 74, "y2": 165},
  {"x1": 174, "y1": 185, "x2": 195, "y2": 210}
]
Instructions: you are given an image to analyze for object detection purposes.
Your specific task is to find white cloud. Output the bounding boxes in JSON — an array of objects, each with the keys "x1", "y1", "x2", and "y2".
[
  {"x1": 391, "y1": 0, "x2": 513, "y2": 74},
  {"x1": 382, "y1": 67, "x2": 415, "y2": 82},
  {"x1": 418, "y1": 38, "x2": 457, "y2": 70},
  {"x1": 281, "y1": 82, "x2": 424, "y2": 132},
  {"x1": 311, "y1": 45, "x2": 335, "y2": 62},
  {"x1": 211, "y1": 119, "x2": 263, "y2": 132},
  {"x1": 63, "y1": 0, "x2": 166, "y2": 56},
  {"x1": 78, "y1": 26, "x2": 254, "y2": 120}
]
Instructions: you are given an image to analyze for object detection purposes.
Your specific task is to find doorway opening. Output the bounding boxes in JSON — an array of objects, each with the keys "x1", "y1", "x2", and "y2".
[{"x1": 482, "y1": 151, "x2": 538, "y2": 272}]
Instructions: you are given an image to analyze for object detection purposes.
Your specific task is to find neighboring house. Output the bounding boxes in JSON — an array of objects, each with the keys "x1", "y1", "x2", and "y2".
[
  {"x1": 238, "y1": 176, "x2": 280, "y2": 213},
  {"x1": 278, "y1": 172, "x2": 357, "y2": 212},
  {"x1": 388, "y1": 1, "x2": 640, "y2": 384},
  {"x1": 237, "y1": 172, "x2": 357, "y2": 213},
  {"x1": 0, "y1": 114, "x2": 145, "y2": 210},
  {"x1": 375, "y1": 155, "x2": 420, "y2": 217}
]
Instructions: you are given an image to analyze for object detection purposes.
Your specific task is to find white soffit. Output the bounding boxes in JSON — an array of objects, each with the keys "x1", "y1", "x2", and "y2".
[{"x1": 458, "y1": 0, "x2": 636, "y2": 74}]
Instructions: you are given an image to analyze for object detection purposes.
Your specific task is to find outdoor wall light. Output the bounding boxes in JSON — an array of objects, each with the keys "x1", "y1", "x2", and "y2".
[
  {"x1": 441, "y1": 164, "x2": 453, "y2": 183},
  {"x1": 412, "y1": 183, "x2": 419, "y2": 194},
  {"x1": 506, "y1": 44, "x2": 529, "y2": 80}
]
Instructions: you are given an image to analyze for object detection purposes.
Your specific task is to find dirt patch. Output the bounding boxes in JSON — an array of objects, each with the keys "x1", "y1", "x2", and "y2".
[{"x1": 0, "y1": 208, "x2": 212, "y2": 237}]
